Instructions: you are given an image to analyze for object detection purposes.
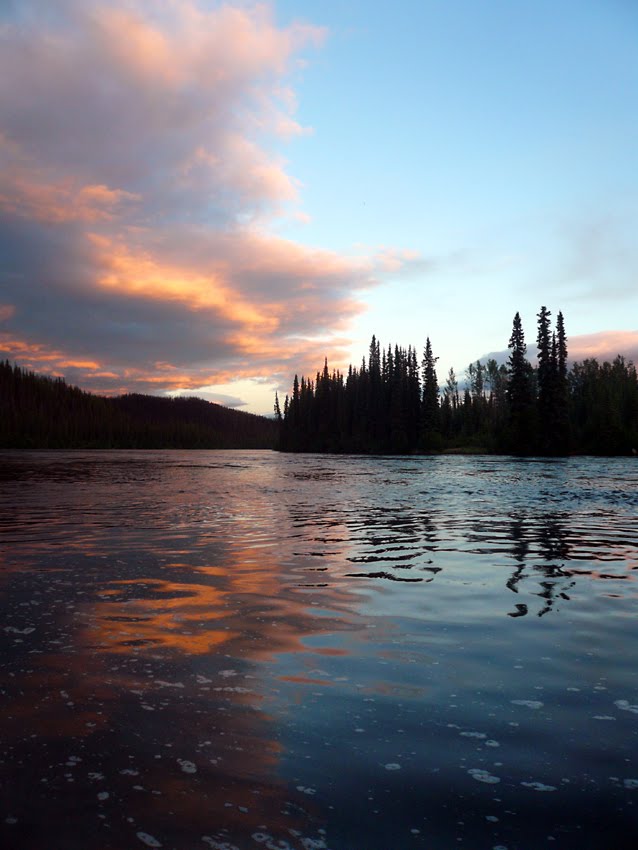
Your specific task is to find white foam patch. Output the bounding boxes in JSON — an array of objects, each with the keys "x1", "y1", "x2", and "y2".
[
  {"x1": 521, "y1": 781, "x2": 557, "y2": 792},
  {"x1": 136, "y1": 832, "x2": 162, "y2": 847},
  {"x1": 468, "y1": 768, "x2": 500, "y2": 784},
  {"x1": 177, "y1": 759, "x2": 197, "y2": 774},
  {"x1": 384, "y1": 763, "x2": 401, "y2": 771},
  {"x1": 460, "y1": 731, "x2": 487, "y2": 739},
  {"x1": 623, "y1": 779, "x2": 638, "y2": 789},
  {"x1": 615, "y1": 699, "x2": 638, "y2": 715},
  {"x1": 511, "y1": 700, "x2": 543, "y2": 709}
]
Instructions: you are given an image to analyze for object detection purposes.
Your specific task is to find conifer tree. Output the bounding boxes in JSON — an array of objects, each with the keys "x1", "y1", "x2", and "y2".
[
  {"x1": 554, "y1": 310, "x2": 570, "y2": 453},
  {"x1": 536, "y1": 305, "x2": 554, "y2": 452},
  {"x1": 507, "y1": 312, "x2": 534, "y2": 453},
  {"x1": 421, "y1": 337, "x2": 440, "y2": 447}
]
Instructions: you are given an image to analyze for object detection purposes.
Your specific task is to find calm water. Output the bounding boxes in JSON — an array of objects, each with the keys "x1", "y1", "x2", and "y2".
[{"x1": 1, "y1": 450, "x2": 637, "y2": 850}]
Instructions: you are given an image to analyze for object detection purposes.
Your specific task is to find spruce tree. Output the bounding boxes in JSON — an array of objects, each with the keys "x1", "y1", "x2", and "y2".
[
  {"x1": 507, "y1": 312, "x2": 534, "y2": 454},
  {"x1": 421, "y1": 337, "x2": 440, "y2": 447},
  {"x1": 554, "y1": 310, "x2": 570, "y2": 453},
  {"x1": 536, "y1": 305, "x2": 554, "y2": 453}
]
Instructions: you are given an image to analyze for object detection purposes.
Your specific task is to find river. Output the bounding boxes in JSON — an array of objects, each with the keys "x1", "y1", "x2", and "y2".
[{"x1": 1, "y1": 450, "x2": 637, "y2": 849}]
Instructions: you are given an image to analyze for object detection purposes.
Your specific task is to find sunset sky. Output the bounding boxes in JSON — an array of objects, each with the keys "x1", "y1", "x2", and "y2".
[{"x1": 1, "y1": 0, "x2": 637, "y2": 414}]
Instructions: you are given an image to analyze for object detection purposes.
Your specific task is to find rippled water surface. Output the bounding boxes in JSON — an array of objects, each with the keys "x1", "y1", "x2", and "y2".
[{"x1": 1, "y1": 450, "x2": 637, "y2": 849}]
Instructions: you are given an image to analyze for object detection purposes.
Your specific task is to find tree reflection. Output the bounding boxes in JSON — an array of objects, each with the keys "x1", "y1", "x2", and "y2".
[{"x1": 505, "y1": 512, "x2": 575, "y2": 616}]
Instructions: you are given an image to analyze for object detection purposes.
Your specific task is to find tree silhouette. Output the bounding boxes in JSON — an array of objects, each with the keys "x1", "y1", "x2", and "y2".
[{"x1": 506, "y1": 312, "x2": 535, "y2": 453}]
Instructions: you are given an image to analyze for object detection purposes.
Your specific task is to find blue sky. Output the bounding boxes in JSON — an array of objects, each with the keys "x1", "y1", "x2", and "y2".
[
  {"x1": 275, "y1": 0, "x2": 638, "y2": 366},
  {"x1": 0, "y1": 0, "x2": 636, "y2": 413}
]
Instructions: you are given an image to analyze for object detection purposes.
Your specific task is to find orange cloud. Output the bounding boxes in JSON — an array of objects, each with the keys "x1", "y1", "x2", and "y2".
[
  {"x1": 569, "y1": 330, "x2": 638, "y2": 363},
  {"x1": 0, "y1": 170, "x2": 140, "y2": 224},
  {"x1": 0, "y1": 1, "x2": 418, "y2": 412},
  {"x1": 88, "y1": 233, "x2": 280, "y2": 331}
]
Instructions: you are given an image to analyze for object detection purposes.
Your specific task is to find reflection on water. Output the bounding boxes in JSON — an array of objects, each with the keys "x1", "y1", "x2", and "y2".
[{"x1": 1, "y1": 451, "x2": 637, "y2": 849}]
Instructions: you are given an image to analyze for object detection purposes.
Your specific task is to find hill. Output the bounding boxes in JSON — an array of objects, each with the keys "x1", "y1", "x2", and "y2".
[{"x1": 0, "y1": 361, "x2": 277, "y2": 449}]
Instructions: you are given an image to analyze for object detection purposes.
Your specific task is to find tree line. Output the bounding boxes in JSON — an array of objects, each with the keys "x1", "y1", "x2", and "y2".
[
  {"x1": 276, "y1": 308, "x2": 638, "y2": 456},
  {"x1": 0, "y1": 361, "x2": 277, "y2": 449}
]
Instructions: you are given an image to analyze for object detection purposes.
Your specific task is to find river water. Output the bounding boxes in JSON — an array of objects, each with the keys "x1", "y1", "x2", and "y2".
[{"x1": 1, "y1": 450, "x2": 637, "y2": 849}]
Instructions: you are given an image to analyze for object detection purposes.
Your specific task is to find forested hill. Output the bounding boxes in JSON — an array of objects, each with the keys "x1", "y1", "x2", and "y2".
[
  {"x1": 0, "y1": 361, "x2": 277, "y2": 449},
  {"x1": 276, "y1": 308, "x2": 638, "y2": 456}
]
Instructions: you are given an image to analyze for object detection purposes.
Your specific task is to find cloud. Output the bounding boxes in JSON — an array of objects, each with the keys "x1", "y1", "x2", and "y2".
[
  {"x1": 0, "y1": 303, "x2": 15, "y2": 322},
  {"x1": 0, "y1": 0, "x2": 410, "y2": 407},
  {"x1": 479, "y1": 330, "x2": 638, "y2": 369},
  {"x1": 568, "y1": 330, "x2": 638, "y2": 364},
  {"x1": 170, "y1": 389, "x2": 248, "y2": 409}
]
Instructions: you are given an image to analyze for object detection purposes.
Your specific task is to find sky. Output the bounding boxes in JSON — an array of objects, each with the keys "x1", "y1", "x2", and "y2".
[{"x1": 1, "y1": 0, "x2": 637, "y2": 415}]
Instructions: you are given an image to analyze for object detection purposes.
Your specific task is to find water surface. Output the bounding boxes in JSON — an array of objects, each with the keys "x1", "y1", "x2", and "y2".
[{"x1": 1, "y1": 451, "x2": 637, "y2": 849}]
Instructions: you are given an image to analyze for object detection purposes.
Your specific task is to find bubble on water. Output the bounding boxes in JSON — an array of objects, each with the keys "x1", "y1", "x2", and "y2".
[
  {"x1": 511, "y1": 700, "x2": 543, "y2": 709},
  {"x1": 521, "y1": 781, "x2": 556, "y2": 792},
  {"x1": 136, "y1": 832, "x2": 162, "y2": 847},
  {"x1": 384, "y1": 763, "x2": 401, "y2": 771},
  {"x1": 177, "y1": 759, "x2": 197, "y2": 774},
  {"x1": 468, "y1": 768, "x2": 500, "y2": 784}
]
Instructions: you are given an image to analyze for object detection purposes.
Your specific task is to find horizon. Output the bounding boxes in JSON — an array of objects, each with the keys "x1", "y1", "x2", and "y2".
[{"x1": 1, "y1": 0, "x2": 637, "y2": 415}]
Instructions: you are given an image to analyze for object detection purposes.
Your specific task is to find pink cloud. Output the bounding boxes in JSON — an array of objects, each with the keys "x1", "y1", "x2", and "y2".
[
  {"x1": 0, "y1": 1, "x2": 419, "y2": 409},
  {"x1": 568, "y1": 331, "x2": 638, "y2": 364}
]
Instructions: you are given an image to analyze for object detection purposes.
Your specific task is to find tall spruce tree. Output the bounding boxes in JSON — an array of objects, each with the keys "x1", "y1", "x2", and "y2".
[
  {"x1": 507, "y1": 312, "x2": 534, "y2": 453},
  {"x1": 554, "y1": 310, "x2": 570, "y2": 453},
  {"x1": 421, "y1": 337, "x2": 440, "y2": 447},
  {"x1": 536, "y1": 305, "x2": 554, "y2": 453}
]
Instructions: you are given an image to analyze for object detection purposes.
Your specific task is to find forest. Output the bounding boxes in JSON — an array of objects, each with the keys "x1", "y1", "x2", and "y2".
[
  {"x1": 0, "y1": 361, "x2": 277, "y2": 449},
  {"x1": 276, "y1": 308, "x2": 638, "y2": 456}
]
